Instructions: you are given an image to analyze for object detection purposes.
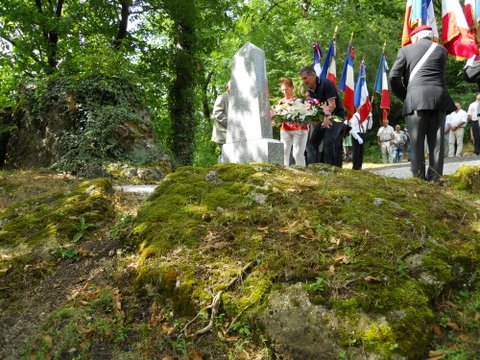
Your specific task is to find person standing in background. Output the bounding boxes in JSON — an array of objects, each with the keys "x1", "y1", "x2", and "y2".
[
  {"x1": 376, "y1": 118, "x2": 394, "y2": 163},
  {"x1": 211, "y1": 82, "x2": 230, "y2": 162},
  {"x1": 350, "y1": 112, "x2": 372, "y2": 170},
  {"x1": 392, "y1": 125, "x2": 408, "y2": 163},
  {"x1": 467, "y1": 93, "x2": 480, "y2": 155},
  {"x1": 447, "y1": 102, "x2": 467, "y2": 157}
]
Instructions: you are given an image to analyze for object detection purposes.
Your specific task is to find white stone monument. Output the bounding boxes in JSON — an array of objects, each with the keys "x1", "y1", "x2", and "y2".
[{"x1": 220, "y1": 42, "x2": 283, "y2": 164}]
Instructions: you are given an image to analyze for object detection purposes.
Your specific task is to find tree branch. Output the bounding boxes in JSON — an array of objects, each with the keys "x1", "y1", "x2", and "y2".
[{"x1": 183, "y1": 256, "x2": 261, "y2": 337}]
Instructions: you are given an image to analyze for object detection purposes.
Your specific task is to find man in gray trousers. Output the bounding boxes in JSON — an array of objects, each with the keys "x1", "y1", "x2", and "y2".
[{"x1": 389, "y1": 25, "x2": 454, "y2": 181}]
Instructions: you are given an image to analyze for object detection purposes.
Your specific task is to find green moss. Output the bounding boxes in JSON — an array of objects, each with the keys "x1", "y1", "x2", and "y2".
[
  {"x1": 423, "y1": 254, "x2": 453, "y2": 283},
  {"x1": 447, "y1": 165, "x2": 480, "y2": 192},
  {"x1": 0, "y1": 178, "x2": 113, "y2": 246},
  {"x1": 361, "y1": 321, "x2": 398, "y2": 356},
  {"x1": 125, "y1": 163, "x2": 479, "y2": 357}
]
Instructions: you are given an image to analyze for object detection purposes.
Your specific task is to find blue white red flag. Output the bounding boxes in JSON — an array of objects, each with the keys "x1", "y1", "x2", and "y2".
[
  {"x1": 402, "y1": 0, "x2": 439, "y2": 46},
  {"x1": 464, "y1": 0, "x2": 480, "y2": 40},
  {"x1": 373, "y1": 54, "x2": 390, "y2": 121},
  {"x1": 313, "y1": 43, "x2": 323, "y2": 76},
  {"x1": 442, "y1": 0, "x2": 479, "y2": 60},
  {"x1": 354, "y1": 63, "x2": 372, "y2": 124},
  {"x1": 339, "y1": 44, "x2": 355, "y2": 119},
  {"x1": 320, "y1": 39, "x2": 337, "y2": 87}
]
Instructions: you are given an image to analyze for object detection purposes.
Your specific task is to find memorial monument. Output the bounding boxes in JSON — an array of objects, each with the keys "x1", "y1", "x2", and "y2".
[{"x1": 220, "y1": 42, "x2": 283, "y2": 164}]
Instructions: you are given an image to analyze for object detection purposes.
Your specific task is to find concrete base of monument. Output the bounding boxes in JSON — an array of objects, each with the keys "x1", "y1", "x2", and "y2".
[{"x1": 220, "y1": 138, "x2": 284, "y2": 164}]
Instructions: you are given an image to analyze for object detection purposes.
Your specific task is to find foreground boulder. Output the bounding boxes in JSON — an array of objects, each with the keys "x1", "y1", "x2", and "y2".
[{"x1": 130, "y1": 163, "x2": 480, "y2": 359}]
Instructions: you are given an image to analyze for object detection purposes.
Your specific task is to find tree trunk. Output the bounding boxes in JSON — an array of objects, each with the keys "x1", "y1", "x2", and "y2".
[
  {"x1": 114, "y1": 0, "x2": 131, "y2": 48},
  {"x1": 34, "y1": 0, "x2": 64, "y2": 72},
  {"x1": 166, "y1": 1, "x2": 197, "y2": 166}
]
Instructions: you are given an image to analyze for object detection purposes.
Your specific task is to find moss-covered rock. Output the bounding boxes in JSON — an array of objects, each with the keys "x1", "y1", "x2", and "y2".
[
  {"x1": 128, "y1": 163, "x2": 480, "y2": 359},
  {"x1": 0, "y1": 178, "x2": 114, "y2": 255},
  {"x1": 4, "y1": 75, "x2": 167, "y2": 177},
  {"x1": 447, "y1": 165, "x2": 480, "y2": 192}
]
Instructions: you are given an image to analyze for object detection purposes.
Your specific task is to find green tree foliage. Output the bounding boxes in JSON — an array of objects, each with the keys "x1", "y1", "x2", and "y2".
[{"x1": 1, "y1": 0, "x2": 479, "y2": 167}]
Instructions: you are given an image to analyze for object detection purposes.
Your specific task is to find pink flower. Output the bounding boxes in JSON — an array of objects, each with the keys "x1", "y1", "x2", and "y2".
[
  {"x1": 322, "y1": 117, "x2": 332, "y2": 128},
  {"x1": 321, "y1": 104, "x2": 331, "y2": 116}
]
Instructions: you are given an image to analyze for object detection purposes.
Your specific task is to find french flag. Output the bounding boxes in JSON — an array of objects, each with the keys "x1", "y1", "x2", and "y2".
[
  {"x1": 339, "y1": 44, "x2": 355, "y2": 119},
  {"x1": 464, "y1": 0, "x2": 480, "y2": 40},
  {"x1": 320, "y1": 39, "x2": 337, "y2": 87},
  {"x1": 442, "y1": 0, "x2": 479, "y2": 60},
  {"x1": 374, "y1": 54, "x2": 390, "y2": 121},
  {"x1": 354, "y1": 63, "x2": 372, "y2": 123},
  {"x1": 402, "y1": 0, "x2": 439, "y2": 46},
  {"x1": 313, "y1": 42, "x2": 323, "y2": 77}
]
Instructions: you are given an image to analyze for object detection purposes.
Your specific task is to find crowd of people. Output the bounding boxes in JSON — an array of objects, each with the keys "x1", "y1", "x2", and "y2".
[{"x1": 211, "y1": 25, "x2": 480, "y2": 181}]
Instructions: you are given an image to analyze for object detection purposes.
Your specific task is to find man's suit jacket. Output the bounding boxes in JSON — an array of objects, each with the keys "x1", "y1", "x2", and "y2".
[
  {"x1": 464, "y1": 58, "x2": 480, "y2": 84},
  {"x1": 389, "y1": 38, "x2": 454, "y2": 116}
]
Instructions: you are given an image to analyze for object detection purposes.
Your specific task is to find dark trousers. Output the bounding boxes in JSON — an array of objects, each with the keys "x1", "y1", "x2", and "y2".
[
  {"x1": 405, "y1": 110, "x2": 445, "y2": 181},
  {"x1": 306, "y1": 121, "x2": 343, "y2": 166},
  {"x1": 472, "y1": 120, "x2": 480, "y2": 154},
  {"x1": 335, "y1": 123, "x2": 347, "y2": 168},
  {"x1": 351, "y1": 133, "x2": 366, "y2": 170}
]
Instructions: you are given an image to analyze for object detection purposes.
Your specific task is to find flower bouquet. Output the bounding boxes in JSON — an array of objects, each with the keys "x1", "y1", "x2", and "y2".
[{"x1": 272, "y1": 98, "x2": 322, "y2": 124}]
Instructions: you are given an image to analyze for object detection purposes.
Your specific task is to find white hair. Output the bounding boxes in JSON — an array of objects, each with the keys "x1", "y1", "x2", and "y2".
[{"x1": 412, "y1": 30, "x2": 433, "y2": 43}]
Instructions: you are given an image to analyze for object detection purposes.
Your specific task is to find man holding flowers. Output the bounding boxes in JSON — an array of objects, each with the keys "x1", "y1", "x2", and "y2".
[{"x1": 299, "y1": 66, "x2": 346, "y2": 166}]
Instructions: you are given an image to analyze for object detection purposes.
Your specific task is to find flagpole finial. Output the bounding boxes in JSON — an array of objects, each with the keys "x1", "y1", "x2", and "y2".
[
  {"x1": 382, "y1": 40, "x2": 387, "y2": 55},
  {"x1": 350, "y1": 31, "x2": 354, "y2": 44},
  {"x1": 333, "y1": 26, "x2": 338, "y2": 40}
]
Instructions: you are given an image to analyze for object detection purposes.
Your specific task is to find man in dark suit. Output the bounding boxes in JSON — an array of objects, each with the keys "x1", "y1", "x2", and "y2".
[{"x1": 389, "y1": 25, "x2": 454, "y2": 181}]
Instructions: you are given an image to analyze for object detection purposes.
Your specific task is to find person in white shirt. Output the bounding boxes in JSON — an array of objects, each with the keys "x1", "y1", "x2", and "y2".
[
  {"x1": 448, "y1": 101, "x2": 467, "y2": 157},
  {"x1": 392, "y1": 125, "x2": 408, "y2": 163},
  {"x1": 376, "y1": 118, "x2": 395, "y2": 163},
  {"x1": 467, "y1": 93, "x2": 480, "y2": 155},
  {"x1": 349, "y1": 112, "x2": 373, "y2": 170}
]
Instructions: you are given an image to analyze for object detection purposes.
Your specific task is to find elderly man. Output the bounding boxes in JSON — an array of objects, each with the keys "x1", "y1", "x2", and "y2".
[
  {"x1": 389, "y1": 25, "x2": 454, "y2": 181},
  {"x1": 376, "y1": 118, "x2": 395, "y2": 163},
  {"x1": 211, "y1": 82, "x2": 230, "y2": 161},
  {"x1": 447, "y1": 101, "x2": 467, "y2": 157},
  {"x1": 299, "y1": 66, "x2": 346, "y2": 166}
]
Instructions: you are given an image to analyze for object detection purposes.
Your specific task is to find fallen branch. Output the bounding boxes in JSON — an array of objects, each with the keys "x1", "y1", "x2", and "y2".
[
  {"x1": 183, "y1": 256, "x2": 260, "y2": 337},
  {"x1": 194, "y1": 290, "x2": 223, "y2": 335}
]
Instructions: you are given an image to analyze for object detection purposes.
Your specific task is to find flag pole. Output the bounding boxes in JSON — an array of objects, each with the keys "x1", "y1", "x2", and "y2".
[{"x1": 349, "y1": 31, "x2": 354, "y2": 44}]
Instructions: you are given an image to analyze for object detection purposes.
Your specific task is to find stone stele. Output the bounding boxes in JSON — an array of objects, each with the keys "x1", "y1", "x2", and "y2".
[{"x1": 220, "y1": 42, "x2": 283, "y2": 164}]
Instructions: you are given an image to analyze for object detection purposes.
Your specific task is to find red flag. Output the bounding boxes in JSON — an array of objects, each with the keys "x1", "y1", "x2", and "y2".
[
  {"x1": 320, "y1": 40, "x2": 337, "y2": 87},
  {"x1": 374, "y1": 54, "x2": 390, "y2": 121},
  {"x1": 442, "y1": 0, "x2": 479, "y2": 60},
  {"x1": 354, "y1": 63, "x2": 372, "y2": 123},
  {"x1": 339, "y1": 44, "x2": 355, "y2": 119}
]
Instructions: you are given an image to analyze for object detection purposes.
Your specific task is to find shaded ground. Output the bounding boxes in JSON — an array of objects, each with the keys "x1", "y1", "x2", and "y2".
[
  {"x1": 0, "y1": 175, "x2": 148, "y2": 359},
  {"x1": 1, "y1": 166, "x2": 479, "y2": 359}
]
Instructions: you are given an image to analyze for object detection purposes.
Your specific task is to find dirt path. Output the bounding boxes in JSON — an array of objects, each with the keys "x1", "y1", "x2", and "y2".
[{"x1": 0, "y1": 235, "x2": 121, "y2": 359}]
